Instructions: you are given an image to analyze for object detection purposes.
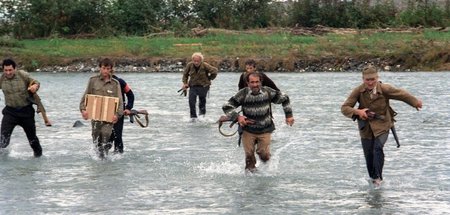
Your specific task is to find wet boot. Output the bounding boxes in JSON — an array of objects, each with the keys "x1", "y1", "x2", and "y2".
[
  {"x1": 97, "y1": 143, "x2": 105, "y2": 159},
  {"x1": 104, "y1": 143, "x2": 112, "y2": 156},
  {"x1": 245, "y1": 154, "x2": 257, "y2": 173},
  {"x1": 30, "y1": 139, "x2": 42, "y2": 157},
  {"x1": 257, "y1": 152, "x2": 270, "y2": 163}
]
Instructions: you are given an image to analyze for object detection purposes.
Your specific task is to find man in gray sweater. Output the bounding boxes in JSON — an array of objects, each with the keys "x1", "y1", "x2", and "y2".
[{"x1": 222, "y1": 72, "x2": 294, "y2": 173}]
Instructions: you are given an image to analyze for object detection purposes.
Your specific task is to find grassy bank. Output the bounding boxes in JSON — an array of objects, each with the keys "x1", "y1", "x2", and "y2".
[{"x1": 1, "y1": 28, "x2": 449, "y2": 71}]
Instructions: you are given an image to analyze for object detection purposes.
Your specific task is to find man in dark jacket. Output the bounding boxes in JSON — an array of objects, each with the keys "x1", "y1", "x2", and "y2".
[{"x1": 110, "y1": 74, "x2": 134, "y2": 154}]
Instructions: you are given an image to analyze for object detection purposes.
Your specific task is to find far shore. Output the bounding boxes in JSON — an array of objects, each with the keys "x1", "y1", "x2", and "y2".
[
  {"x1": 2, "y1": 27, "x2": 449, "y2": 72},
  {"x1": 34, "y1": 56, "x2": 449, "y2": 74}
]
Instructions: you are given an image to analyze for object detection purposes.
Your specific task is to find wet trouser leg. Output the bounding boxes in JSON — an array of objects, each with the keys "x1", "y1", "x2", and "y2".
[
  {"x1": 361, "y1": 133, "x2": 388, "y2": 180},
  {"x1": 255, "y1": 133, "x2": 271, "y2": 162},
  {"x1": 20, "y1": 113, "x2": 41, "y2": 157},
  {"x1": 0, "y1": 111, "x2": 15, "y2": 149},
  {"x1": 188, "y1": 87, "x2": 199, "y2": 118},
  {"x1": 197, "y1": 86, "x2": 209, "y2": 116},
  {"x1": 111, "y1": 115, "x2": 124, "y2": 153},
  {"x1": 242, "y1": 131, "x2": 272, "y2": 171},
  {"x1": 1, "y1": 106, "x2": 41, "y2": 157},
  {"x1": 92, "y1": 121, "x2": 114, "y2": 157}
]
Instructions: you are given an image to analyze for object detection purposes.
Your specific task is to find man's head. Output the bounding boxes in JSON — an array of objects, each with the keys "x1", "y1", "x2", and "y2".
[
  {"x1": 246, "y1": 71, "x2": 263, "y2": 94},
  {"x1": 2, "y1": 59, "x2": 17, "y2": 79},
  {"x1": 244, "y1": 59, "x2": 256, "y2": 73},
  {"x1": 362, "y1": 65, "x2": 378, "y2": 90},
  {"x1": 98, "y1": 58, "x2": 114, "y2": 78},
  {"x1": 191, "y1": 52, "x2": 204, "y2": 67}
]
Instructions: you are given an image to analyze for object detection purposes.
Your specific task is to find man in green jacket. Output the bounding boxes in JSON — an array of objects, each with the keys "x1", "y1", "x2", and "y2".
[
  {"x1": 341, "y1": 65, "x2": 422, "y2": 188},
  {"x1": 0, "y1": 59, "x2": 42, "y2": 157},
  {"x1": 181, "y1": 52, "x2": 218, "y2": 120}
]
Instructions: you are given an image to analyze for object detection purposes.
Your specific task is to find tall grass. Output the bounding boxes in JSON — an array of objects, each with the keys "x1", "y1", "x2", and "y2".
[{"x1": 1, "y1": 29, "x2": 448, "y2": 70}]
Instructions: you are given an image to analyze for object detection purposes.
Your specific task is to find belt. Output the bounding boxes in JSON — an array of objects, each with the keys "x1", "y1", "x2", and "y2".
[{"x1": 6, "y1": 104, "x2": 32, "y2": 111}]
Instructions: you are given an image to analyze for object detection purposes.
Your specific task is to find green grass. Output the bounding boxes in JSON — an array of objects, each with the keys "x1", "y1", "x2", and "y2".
[{"x1": 1, "y1": 29, "x2": 449, "y2": 70}]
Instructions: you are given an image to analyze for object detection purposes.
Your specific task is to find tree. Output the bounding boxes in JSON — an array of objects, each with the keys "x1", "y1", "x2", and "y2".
[
  {"x1": 233, "y1": 0, "x2": 272, "y2": 29},
  {"x1": 191, "y1": 0, "x2": 234, "y2": 28},
  {"x1": 289, "y1": 0, "x2": 321, "y2": 27},
  {"x1": 110, "y1": 0, "x2": 163, "y2": 35}
]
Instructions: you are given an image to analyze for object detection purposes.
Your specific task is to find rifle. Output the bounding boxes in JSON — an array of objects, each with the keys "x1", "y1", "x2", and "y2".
[
  {"x1": 218, "y1": 115, "x2": 253, "y2": 147},
  {"x1": 217, "y1": 115, "x2": 238, "y2": 137},
  {"x1": 129, "y1": 109, "x2": 149, "y2": 128},
  {"x1": 352, "y1": 109, "x2": 400, "y2": 148},
  {"x1": 177, "y1": 88, "x2": 187, "y2": 96},
  {"x1": 27, "y1": 81, "x2": 51, "y2": 126}
]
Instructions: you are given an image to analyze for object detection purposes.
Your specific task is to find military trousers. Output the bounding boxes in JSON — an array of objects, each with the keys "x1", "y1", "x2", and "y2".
[{"x1": 361, "y1": 132, "x2": 389, "y2": 180}]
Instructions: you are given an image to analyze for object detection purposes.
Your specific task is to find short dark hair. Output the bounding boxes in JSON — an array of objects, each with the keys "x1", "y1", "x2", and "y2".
[
  {"x1": 98, "y1": 58, "x2": 114, "y2": 68},
  {"x1": 2, "y1": 59, "x2": 16, "y2": 69},
  {"x1": 245, "y1": 71, "x2": 263, "y2": 83},
  {"x1": 245, "y1": 59, "x2": 256, "y2": 67}
]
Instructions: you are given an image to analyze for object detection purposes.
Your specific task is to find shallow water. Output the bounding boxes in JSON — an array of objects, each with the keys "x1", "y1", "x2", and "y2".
[{"x1": 0, "y1": 72, "x2": 449, "y2": 214}]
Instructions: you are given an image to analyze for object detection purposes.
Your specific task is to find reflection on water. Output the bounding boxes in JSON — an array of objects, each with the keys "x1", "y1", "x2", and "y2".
[{"x1": 0, "y1": 72, "x2": 449, "y2": 214}]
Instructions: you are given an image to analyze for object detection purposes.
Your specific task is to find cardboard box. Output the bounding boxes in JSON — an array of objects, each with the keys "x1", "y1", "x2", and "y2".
[{"x1": 85, "y1": 94, "x2": 119, "y2": 122}]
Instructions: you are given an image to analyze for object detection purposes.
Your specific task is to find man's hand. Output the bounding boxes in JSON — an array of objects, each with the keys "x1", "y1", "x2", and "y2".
[
  {"x1": 182, "y1": 83, "x2": 189, "y2": 90},
  {"x1": 356, "y1": 108, "x2": 369, "y2": 120},
  {"x1": 28, "y1": 83, "x2": 39, "y2": 93},
  {"x1": 416, "y1": 99, "x2": 423, "y2": 110},
  {"x1": 124, "y1": 109, "x2": 132, "y2": 116},
  {"x1": 285, "y1": 117, "x2": 295, "y2": 126},
  {"x1": 112, "y1": 115, "x2": 118, "y2": 124},
  {"x1": 238, "y1": 115, "x2": 255, "y2": 127},
  {"x1": 81, "y1": 110, "x2": 89, "y2": 120}
]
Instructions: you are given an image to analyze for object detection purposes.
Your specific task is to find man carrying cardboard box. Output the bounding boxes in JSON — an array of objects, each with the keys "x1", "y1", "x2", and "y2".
[{"x1": 80, "y1": 58, "x2": 123, "y2": 158}]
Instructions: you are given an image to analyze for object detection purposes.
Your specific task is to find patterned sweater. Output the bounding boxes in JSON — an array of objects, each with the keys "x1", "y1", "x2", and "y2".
[{"x1": 222, "y1": 86, "x2": 293, "y2": 134}]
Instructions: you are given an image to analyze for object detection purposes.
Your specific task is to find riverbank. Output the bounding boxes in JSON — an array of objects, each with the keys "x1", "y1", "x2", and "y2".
[
  {"x1": 34, "y1": 55, "x2": 441, "y2": 74},
  {"x1": 2, "y1": 27, "x2": 450, "y2": 72}
]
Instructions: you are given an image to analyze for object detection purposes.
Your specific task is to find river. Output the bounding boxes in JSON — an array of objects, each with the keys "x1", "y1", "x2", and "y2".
[{"x1": 0, "y1": 71, "x2": 449, "y2": 214}]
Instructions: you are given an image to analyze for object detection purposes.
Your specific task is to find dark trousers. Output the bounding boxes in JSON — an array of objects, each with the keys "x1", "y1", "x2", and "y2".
[
  {"x1": 0, "y1": 106, "x2": 42, "y2": 157},
  {"x1": 361, "y1": 133, "x2": 389, "y2": 180},
  {"x1": 188, "y1": 86, "x2": 209, "y2": 118},
  {"x1": 110, "y1": 115, "x2": 125, "y2": 153}
]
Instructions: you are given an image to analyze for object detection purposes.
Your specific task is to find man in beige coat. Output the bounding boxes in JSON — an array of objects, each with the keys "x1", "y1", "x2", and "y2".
[{"x1": 341, "y1": 65, "x2": 422, "y2": 188}]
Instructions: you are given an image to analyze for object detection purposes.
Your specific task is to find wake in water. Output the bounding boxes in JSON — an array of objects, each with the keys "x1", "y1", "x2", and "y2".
[{"x1": 266, "y1": 131, "x2": 296, "y2": 173}]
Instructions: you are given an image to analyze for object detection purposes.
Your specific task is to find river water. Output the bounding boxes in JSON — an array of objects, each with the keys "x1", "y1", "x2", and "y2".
[{"x1": 0, "y1": 71, "x2": 448, "y2": 214}]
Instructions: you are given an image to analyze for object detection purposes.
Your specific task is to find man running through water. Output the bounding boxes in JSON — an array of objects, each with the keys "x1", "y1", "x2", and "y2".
[{"x1": 222, "y1": 72, "x2": 294, "y2": 173}]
